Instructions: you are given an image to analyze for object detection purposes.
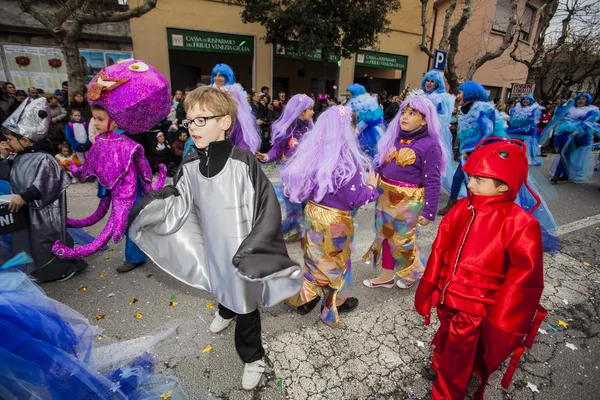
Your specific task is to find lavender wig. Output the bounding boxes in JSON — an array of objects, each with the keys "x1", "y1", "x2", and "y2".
[
  {"x1": 223, "y1": 83, "x2": 261, "y2": 153},
  {"x1": 281, "y1": 105, "x2": 371, "y2": 203},
  {"x1": 271, "y1": 93, "x2": 314, "y2": 145},
  {"x1": 375, "y1": 95, "x2": 448, "y2": 169}
]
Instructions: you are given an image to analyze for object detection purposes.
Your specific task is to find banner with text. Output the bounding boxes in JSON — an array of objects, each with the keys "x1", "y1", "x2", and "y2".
[
  {"x1": 167, "y1": 28, "x2": 254, "y2": 55},
  {"x1": 274, "y1": 44, "x2": 339, "y2": 63},
  {"x1": 510, "y1": 83, "x2": 535, "y2": 98},
  {"x1": 355, "y1": 50, "x2": 407, "y2": 71}
]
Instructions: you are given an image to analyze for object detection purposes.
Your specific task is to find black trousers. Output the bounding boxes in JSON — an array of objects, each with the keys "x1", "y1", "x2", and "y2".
[{"x1": 218, "y1": 304, "x2": 264, "y2": 363}]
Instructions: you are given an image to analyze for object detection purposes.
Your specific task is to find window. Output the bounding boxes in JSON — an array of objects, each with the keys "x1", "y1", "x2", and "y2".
[
  {"x1": 519, "y1": 5, "x2": 537, "y2": 42},
  {"x1": 492, "y1": 0, "x2": 511, "y2": 33}
]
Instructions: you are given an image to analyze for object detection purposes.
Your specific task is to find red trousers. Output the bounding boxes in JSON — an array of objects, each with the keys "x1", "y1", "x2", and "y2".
[{"x1": 431, "y1": 305, "x2": 484, "y2": 400}]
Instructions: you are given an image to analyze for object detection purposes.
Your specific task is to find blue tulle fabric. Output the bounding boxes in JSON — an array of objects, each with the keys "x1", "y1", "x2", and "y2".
[
  {"x1": 426, "y1": 92, "x2": 458, "y2": 195},
  {"x1": 0, "y1": 269, "x2": 189, "y2": 399},
  {"x1": 550, "y1": 135, "x2": 596, "y2": 183},
  {"x1": 457, "y1": 102, "x2": 506, "y2": 153},
  {"x1": 506, "y1": 102, "x2": 543, "y2": 166},
  {"x1": 515, "y1": 171, "x2": 560, "y2": 253},
  {"x1": 348, "y1": 93, "x2": 386, "y2": 159}
]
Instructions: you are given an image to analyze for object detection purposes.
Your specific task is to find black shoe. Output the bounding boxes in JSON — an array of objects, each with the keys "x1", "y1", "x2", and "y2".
[
  {"x1": 420, "y1": 365, "x2": 437, "y2": 381},
  {"x1": 559, "y1": 175, "x2": 569, "y2": 181},
  {"x1": 550, "y1": 177, "x2": 559, "y2": 184},
  {"x1": 55, "y1": 269, "x2": 77, "y2": 282},
  {"x1": 116, "y1": 261, "x2": 146, "y2": 273},
  {"x1": 338, "y1": 297, "x2": 359, "y2": 313},
  {"x1": 297, "y1": 296, "x2": 321, "y2": 315}
]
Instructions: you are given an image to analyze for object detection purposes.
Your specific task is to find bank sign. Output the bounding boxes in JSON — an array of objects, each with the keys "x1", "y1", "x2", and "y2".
[
  {"x1": 355, "y1": 50, "x2": 407, "y2": 71},
  {"x1": 167, "y1": 28, "x2": 254, "y2": 55}
]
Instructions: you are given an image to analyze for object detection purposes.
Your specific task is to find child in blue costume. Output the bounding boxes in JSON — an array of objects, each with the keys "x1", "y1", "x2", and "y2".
[
  {"x1": 540, "y1": 93, "x2": 600, "y2": 183},
  {"x1": 438, "y1": 81, "x2": 505, "y2": 216},
  {"x1": 506, "y1": 94, "x2": 544, "y2": 166},
  {"x1": 421, "y1": 71, "x2": 457, "y2": 193},
  {"x1": 183, "y1": 63, "x2": 261, "y2": 157},
  {"x1": 346, "y1": 83, "x2": 386, "y2": 159}
]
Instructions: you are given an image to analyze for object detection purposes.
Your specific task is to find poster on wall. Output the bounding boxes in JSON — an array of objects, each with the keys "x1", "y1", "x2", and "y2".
[
  {"x1": 0, "y1": 56, "x2": 6, "y2": 82},
  {"x1": 2, "y1": 44, "x2": 133, "y2": 91},
  {"x1": 3, "y1": 44, "x2": 68, "y2": 91},
  {"x1": 104, "y1": 52, "x2": 132, "y2": 66},
  {"x1": 79, "y1": 50, "x2": 106, "y2": 84}
]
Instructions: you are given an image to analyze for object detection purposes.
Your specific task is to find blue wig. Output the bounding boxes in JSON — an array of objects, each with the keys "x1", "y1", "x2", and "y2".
[
  {"x1": 458, "y1": 81, "x2": 488, "y2": 103},
  {"x1": 520, "y1": 94, "x2": 535, "y2": 106},
  {"x1": 421, "y1": 70, "x2": 446, "y2": 94},
  {"x1": 575, "y1": 93, "x2": 592, "y2": 106},
  {"x1": 211, "y1": 64, "x2": 235, "y2": 85},
  {"x1": 347, "y1": 83, "x2": 367, "y2": 98}
]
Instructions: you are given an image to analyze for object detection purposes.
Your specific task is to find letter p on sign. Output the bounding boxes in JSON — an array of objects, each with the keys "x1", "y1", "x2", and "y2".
[{"x1": 433, "y1": 49, "x2": 447, "y2": 72}]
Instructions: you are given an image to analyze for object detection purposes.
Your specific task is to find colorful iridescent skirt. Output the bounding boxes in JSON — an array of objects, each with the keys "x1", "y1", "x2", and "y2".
[
  {"x1": 286, "y1": 201, "x2": 354, "y2": 326},
  {"x1": 274, "y1": 184, "x2": 305, "y2": 241},
  {"x1": 363, "y1": 176, "x2": 425, "y2": 286}
]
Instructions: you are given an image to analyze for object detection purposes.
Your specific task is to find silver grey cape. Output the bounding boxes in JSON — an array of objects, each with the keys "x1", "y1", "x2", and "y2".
[
  {"x1": 0, "y1": 149, "x2": 81, "y2": 280},
  {"x1": 129, "y1": 148, "x2": 302, "y2": 314}
]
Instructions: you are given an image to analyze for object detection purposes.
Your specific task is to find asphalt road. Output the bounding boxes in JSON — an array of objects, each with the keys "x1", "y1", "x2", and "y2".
[{"x1": 43, "y1": 155, "x2": 600, "y2": 400}]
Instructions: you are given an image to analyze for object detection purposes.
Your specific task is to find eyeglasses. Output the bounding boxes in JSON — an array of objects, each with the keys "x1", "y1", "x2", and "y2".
[{"x1": 182, "y1": 115, "x2": 225, "y2": 129}]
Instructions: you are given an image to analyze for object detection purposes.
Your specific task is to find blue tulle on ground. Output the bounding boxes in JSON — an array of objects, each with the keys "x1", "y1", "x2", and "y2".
[{"x1": 0, "y1": 269, "x2": 189, "y2": 399}]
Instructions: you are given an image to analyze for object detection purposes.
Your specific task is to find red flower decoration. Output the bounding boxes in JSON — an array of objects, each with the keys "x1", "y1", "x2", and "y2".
[
  {"x1": 48, "y1": 58, "x2": 63, "y2": 70},
  {"x1": 15, "y1": 56, "x2": 31, "y2": 67}
]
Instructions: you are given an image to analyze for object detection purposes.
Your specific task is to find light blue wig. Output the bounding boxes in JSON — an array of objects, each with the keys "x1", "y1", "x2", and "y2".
[
  {"x1": 575, "y1": 93, "x2": 592, "y2": 106},
  {"x1": 211, "y1": 64, "x2": 235, "y2": 85},
  {"x1": 421, "y1": 70, "x2": 446, "y2": 94},
  {"x1": 458, "y1": 81, "x2": 488, "y2": 103},
  {"x1": 347, "y1": 83, "x2": 367, "y2": 98}
]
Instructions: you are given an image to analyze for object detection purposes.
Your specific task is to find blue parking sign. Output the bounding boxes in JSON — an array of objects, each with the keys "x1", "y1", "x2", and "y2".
[{"x1": 433, "y1": 49, "x2": 447, "y2": 71}]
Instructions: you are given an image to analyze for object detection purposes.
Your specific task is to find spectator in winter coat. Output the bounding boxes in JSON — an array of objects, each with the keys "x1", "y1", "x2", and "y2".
[{"x1": 67, "y1": 92, "x2": 92, "y2": 122}]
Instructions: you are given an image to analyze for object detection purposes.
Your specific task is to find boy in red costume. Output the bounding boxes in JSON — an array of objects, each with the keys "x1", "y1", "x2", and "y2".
[{"x1": 415, "y1": 137, "x2": 548, "y2": 399}]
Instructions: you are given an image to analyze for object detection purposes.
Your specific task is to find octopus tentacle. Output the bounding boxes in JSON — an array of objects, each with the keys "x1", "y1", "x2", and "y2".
[
  {"x1": 111, "y1": 198, "x2": 136, "y2": 244},
  {"x1": 152, "y1": 164, "x2": 167, "y2": 191},
  {"x1": 53, "y1": 218, "x2": 114, "y2": 260},
  {"x1": 66, "y1": 197, "x2": 111, "y2": 228}
]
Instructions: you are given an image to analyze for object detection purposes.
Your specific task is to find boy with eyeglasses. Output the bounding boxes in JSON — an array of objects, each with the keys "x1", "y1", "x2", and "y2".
[{"x1": 128, "y1": 86, "x2": 302, "y2": 391}]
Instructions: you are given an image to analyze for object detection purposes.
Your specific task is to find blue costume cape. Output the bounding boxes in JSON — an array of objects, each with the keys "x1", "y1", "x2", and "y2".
[{"x1": 506, "y1": 95, "x2": 543, "y2": 166}]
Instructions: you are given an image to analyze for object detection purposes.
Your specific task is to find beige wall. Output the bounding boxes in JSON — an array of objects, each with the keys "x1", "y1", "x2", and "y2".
[
  {"x1": 431, "y1": 0, "x2": 541, "y2": 96},
  {"x1": 129, "y1": 0, "x2": 445, "y2": 97},
  {"x1": 130, "y1": 0, "x2": 270, "y2": 91}
]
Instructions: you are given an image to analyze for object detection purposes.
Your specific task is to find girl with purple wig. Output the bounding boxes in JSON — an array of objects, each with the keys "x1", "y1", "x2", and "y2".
[
  {"x1": 256, "y1": 93, "x2": 314, "y2": 241},
  {"x1": 281, "y1": 105, "x2": 379, "y2": 326},
  {"x1": 363, "y1": 91, "x2": 445, "y2": 290}
]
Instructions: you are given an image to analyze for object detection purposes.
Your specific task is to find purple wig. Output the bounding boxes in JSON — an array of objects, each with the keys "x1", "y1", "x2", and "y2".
[
  {"x1": 223, "y1": 83, "x2": 261, "y2": 153},
  {"x1": 281, "y1": 105, "x2": 371, "y2": 203},
  {"x1": 271, "y1": 93, "x2": 315, "y2": 145},
  {"x1": 375, "y1": 94, "x2": 448, "y2": 169}
]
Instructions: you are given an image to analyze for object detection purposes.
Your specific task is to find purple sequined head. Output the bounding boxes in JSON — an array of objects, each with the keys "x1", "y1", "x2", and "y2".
[{"x1": 87, "y1": 60, "x2": 171, "y2": 133}]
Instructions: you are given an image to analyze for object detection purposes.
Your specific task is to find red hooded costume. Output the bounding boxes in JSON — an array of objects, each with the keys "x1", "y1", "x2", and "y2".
[{"x1": 415, "y1": 137, "x2": 548, "y2": 399}]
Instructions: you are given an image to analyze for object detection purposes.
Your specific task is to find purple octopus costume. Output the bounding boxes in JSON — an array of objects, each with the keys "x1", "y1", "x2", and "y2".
[{"x1": 52, "y1": 60, "x2": 171, "y2": 259}]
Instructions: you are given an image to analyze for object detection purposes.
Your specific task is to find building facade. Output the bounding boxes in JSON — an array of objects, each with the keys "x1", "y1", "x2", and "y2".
[
  {"x1": 129, "y1": 0, "x2": 434, "y2": 100},
  {"x1": 0, "y1": 0, "x2": 133, "y2": 92},
  {"x1": 431, "y1": 0, "x2": 542, "y2": 100}
]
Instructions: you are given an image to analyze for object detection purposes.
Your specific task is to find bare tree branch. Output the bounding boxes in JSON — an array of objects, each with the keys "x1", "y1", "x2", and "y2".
[
  {"x1": 80, "y1": 0, "x2": 157, "y2": 24},
  {"x1": 439, "y1": 0, "x2": 458, "y2": 51},
  {"x1": 464, "y1": 0, "x2": 518, "y2": 80},
  {"x1": 445, "y1": 0, "x2": 473, "y2": 91},
  {"x1": 17, "y1": 0, "x2": 58, "y2": 33},
  {"x1": 419, "y1": 0, "x2": 434, "y2": 58}
]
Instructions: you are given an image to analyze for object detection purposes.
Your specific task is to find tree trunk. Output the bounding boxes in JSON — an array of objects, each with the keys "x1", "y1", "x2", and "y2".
[{"x1": 59, "y1": 39, "x2": 86, "y2": 100}]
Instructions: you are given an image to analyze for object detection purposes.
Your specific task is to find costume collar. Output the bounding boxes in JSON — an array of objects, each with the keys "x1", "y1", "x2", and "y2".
[
  {"x1": 467, "y1": 191, "x2": 516, "y2": 211},
  {"x1": 460, "y1": 102, "x2": 474, "y2": 115},
  {"x1": 398, "y1": 125, "x2": 428, "y2": 140},
  {"x1": 199, "y1": 138, "x2": 234, "y2": 157}
]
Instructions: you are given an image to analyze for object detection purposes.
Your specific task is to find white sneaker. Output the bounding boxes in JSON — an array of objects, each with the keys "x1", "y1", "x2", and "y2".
[
  {"x1": 242, "y1": 359, "x2": 265, "y2": 391},
  {"x1": 396, "y1": 279, "x2": 414, "y2": 289},
  {"x1": 209, "y1": 310, "x2": 234, "y2": 333}
]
